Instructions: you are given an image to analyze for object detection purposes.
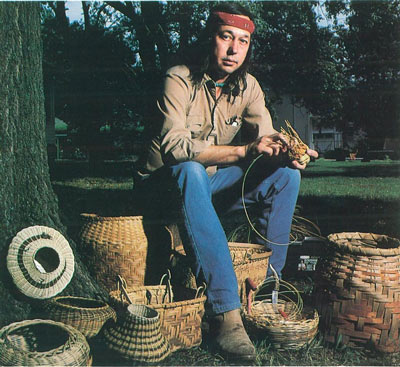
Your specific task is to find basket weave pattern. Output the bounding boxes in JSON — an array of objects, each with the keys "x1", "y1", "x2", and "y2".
[
  {"x1": 44, "y1": 296, "x2": 117, "y2": 338},
  {"x1": 0, "y1": 319, "x2": 91, "y2": 366},
  {"x1": 79, "y1": 214, "x2": 150, "y2": 289},
  {"x1": 314, "y1": 232, "x2": 400, "y2": 352},
  {"x1": 109, "y1": 285, "x2": 206, "y2": 352},
  {"x1": 244, "y1": 303, "x2": 319, "y2": 350},
  {"x1": 103, "y1": 304, "x2": 170, "y2": 363},
  {"x1": 229, "y1": 242, "x2": 271, "y2": 304}
]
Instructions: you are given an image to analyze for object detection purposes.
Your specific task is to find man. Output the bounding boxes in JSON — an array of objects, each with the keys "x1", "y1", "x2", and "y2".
[{"x1": 136, "y1": 3, "x2": 318, "y2": 361}]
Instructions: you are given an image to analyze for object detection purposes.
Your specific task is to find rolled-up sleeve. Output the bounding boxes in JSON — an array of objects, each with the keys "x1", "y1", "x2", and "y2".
[{"x1": 158, "y1": 71, "x2": 211, "y2": 164}]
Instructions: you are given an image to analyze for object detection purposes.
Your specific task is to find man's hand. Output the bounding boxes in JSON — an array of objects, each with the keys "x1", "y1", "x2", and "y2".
[
  {"x1": 245, "y1": 133, "x2": 288, "y2": 158},
  {"x1": 290, "y1": 148, "x2": 319, "y2": 170},
  {"x1": 245, "y1": 134, "x2": 319, "y2": 170}
]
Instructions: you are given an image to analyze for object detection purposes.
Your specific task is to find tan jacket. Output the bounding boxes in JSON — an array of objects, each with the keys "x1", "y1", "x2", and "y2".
[{"x1": 141, "y1": 65, "x2": 275, "y2": 174}]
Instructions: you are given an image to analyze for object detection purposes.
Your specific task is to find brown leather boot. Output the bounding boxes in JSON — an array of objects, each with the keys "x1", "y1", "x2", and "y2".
[{"x1": 209, "y1": 308, "x2": 256, "y2": 362}]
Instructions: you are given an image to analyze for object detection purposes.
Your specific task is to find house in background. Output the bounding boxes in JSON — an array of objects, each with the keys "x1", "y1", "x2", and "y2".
[{"x1": 273, "y1": 95, "x2": 343, "y2": 154}]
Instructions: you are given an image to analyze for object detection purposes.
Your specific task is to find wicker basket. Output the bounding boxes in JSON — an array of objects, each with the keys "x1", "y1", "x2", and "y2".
[
  {"x1": 7, "y1": 226, "x2": 75, "y2": 299},
  {"x1": 314, "y1": 232, "x2": 400, "y2": 353},
  {"x1": 229, "y1": 242, "x2": 272, "y2": 304},
  {"x1": 78, "y1": 213, "x2": 172, "y2": 290},
  {"x1": 109, "y1": 275, "x2": 207, "y2": 352},
  {"x1": 0, "y1": 319, "x2": 91, "y2": 366},
  {"x1": 243, "y1": 276, "x2": 319, "y2": 350},
  {"x1": 43, "y1": 296, "x2": 117, "y2": 338},
  {"x1": 103, "y1": 304, "x2": 170, "y2": 363}
]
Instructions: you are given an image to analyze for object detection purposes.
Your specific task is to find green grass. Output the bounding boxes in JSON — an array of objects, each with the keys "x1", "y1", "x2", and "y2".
[{"x1": 51, "y1": 158, "x2": 400, "y2": 366}]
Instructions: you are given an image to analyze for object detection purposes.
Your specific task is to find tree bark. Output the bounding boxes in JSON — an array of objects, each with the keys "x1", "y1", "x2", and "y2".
[{"x1": 0, "y1": 1, "x2": 106, "y2": 328}]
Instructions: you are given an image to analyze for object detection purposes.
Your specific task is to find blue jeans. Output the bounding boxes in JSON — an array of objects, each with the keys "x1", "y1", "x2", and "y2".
[{"x1": 142, "y1": 159, "x2": 300, "y2": 315}]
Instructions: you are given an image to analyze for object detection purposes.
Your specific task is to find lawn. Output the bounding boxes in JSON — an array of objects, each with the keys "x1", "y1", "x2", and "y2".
[{"x1": 51, "y1": 158, "x2": 400, "y2": 366}]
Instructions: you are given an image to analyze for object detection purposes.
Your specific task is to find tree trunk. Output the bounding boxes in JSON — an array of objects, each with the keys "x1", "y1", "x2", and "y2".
[{"x1": 0, "y1": 1, "x2": 106, "y2": 328}]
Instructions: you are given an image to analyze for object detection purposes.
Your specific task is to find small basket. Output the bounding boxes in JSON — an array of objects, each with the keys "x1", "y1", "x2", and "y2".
[
  {"x1": 103, "y1": 304, "x2": 170, "y2": 363},
  {"x1": 243, "y1": 271, "x2": 319, "y2": 350},
  {"x1": 78, "y1": 214, "x2": 172, "y2": 290},
  {"x1": 0, "y1": 319, "x2": 91, "y2": 366},
  {"x1": 43, "y1": 296, "x2": 117, "y2": 338},
  {"x1": 314, "y1": 232, "x2": 400, "y2": 353},
  {"x1": 109, "y1": 273, "x2": 206, "y2": 352}
]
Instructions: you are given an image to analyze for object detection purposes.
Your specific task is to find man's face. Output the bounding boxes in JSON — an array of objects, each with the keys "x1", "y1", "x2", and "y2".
[{"x1": 213, "y1": 24, "x2": 251, "y2": 78}]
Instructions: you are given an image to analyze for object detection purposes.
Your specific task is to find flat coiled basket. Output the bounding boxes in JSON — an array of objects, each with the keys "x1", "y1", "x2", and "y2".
[
  {"x1": 43, "y1": 296, "x2": 117, "y2": 338},
  {"x1": 0, "y1": 319, "x2": 91, "y2": 366}
]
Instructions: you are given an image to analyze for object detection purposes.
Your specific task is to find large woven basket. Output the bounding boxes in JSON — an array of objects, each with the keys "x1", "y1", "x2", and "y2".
[
  {"x1": 314, "y1": 232, "x2": 400, "y2": 352},
  {"x1": 78, "y1": 213, "x2": 172, "y2": 289},
  {"x1": 109, "y1": 276, "x2": 207, "y2": 352},
  {"x1": 103, "y1": 303, "x2": 170, "y2": 363},
  {"x1": 0, "y1": 319, "x2": 91, "y2": 366},
  {"x1": 43, "y1": 296, "x2": 117, "y2": 338}
]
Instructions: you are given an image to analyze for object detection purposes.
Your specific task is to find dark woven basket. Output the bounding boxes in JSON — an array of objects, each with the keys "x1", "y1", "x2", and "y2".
[
  {"x1": 314, "y1": 232, "x2": 400, "y2": 353},
  {"x1": 0, "y1": 319, "x2": 91, "y2": 366},
  {"x1": 43, "y1": 296, "x2": 117, "y2": 338}
]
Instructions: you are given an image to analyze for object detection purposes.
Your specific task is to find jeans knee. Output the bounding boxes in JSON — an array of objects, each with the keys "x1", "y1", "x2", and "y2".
[
  {"x1": 172, "y1": 161, "x2": 209, "y2": 186},
  {"x1": 285, "y1": 167, "x2": 301, "y2": 191}
]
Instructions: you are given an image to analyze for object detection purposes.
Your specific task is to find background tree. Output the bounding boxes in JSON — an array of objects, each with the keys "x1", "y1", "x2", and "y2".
[
  {"x1": 339, "y1": 0, "x2": 400, "y2": 148},
  {"x1": 0, "y1": 1, "x2": 105, "y2": 327}
]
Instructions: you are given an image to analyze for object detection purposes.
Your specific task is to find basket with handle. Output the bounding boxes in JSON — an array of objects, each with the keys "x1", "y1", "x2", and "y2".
[
  {"x1": 43, "y1": 296, "x2": 117, "y2": 338},
  {"x1": 243, "y1": 266, "x2": 319, "y2": 350},
  {"x1": 109, "y1": 272, "x2": 207, "y2": 352},
  {"x1": 314, "y1": 232, "x2": 400, "y2": 353},
  {"x1": 0, "y1": 319, "x2": 91, "y2": 366}
]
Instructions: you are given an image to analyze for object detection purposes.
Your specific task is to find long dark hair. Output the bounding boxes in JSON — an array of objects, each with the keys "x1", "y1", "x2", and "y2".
[{"x1": 185, "y1": 3, "x2": 255, "y2": 96}]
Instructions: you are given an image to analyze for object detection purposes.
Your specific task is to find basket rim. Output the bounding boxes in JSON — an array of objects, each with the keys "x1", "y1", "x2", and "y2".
[
  {"x1": 50, "y1": 295, "x2": 111, "y2": 311},
  {"x1": 327, "y1": 232, "x2": 400, "y2": 257},
  {"x1": 109, "y1": 286, "x2": 207, "y2": 309},
  {"x1": 80, "y1": 213, "x2": 144, "y2": 221},
  {"x1": 228, "y1": 241, "x2": 272, "y2": 251},
  {"x1": 0, "y1": 319, "x2": 83, "y2": 355}
]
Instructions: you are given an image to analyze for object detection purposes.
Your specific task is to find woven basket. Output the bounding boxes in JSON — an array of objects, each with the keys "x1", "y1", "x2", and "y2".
[
  {"x1": 103, "y1": 303, "x2": 170, "y2": 363},
  {"x1": 78, "y1": 213, "x2": 173, "y2": 290},
  {"x1": 244, "y1": 303, "x2": 319, "y2": 350},
  {"x1": 6, "y1": 226, "x2": 75, "y2": 299},
  {"x1": 243, "y1": 276, "x2": 319, "y2": 350},
  {"x1": 109, "y1": 275, "x2": 207, "y2": 352},
  {"x1": 314, "y1": 232, "x2": 400, "y2": 353},
  {"x1": 0, "y1": 319, "x2": 91, "y2": 366},
  {"x1": 43, "y1": 296, "x2": 117, "y2": 338},
  {"x1": 229, "y1": 242, "x2": 272, "y2": 304}
]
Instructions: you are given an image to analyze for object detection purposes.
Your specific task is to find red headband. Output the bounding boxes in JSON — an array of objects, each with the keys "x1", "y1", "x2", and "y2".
[{"x1": 213, "y1": 11, "x2": 255, "y2": 34}]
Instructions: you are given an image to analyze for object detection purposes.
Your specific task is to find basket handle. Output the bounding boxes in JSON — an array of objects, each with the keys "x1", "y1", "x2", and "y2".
[
  {"x1": 195, "y1": 282, "x2": 207, "y2": 298},
  {"x1": 116, "y1": 275, "x2": 134, "y2": 304},
  {"x1": 159, "y1": 269, "x2": 174, "y2": 303}
]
